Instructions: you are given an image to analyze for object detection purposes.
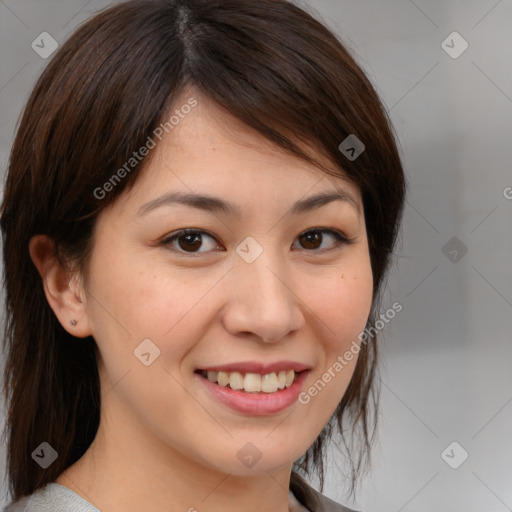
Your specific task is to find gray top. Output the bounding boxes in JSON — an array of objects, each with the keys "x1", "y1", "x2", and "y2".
[
  {"x1": 3, "y1": 481, "x2": 359, "y2": 512},
  {"x1": 2, "y1": 484, "x2": 99, "y2": 512}
]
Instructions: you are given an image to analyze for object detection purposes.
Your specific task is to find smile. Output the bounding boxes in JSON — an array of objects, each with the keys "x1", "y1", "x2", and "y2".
[
  {"x1": 194, "y1": 368, "x2": 310, "y2": 415},
  {"x1": 198, "y1": 369, "x2": 298, "y2": 393}
]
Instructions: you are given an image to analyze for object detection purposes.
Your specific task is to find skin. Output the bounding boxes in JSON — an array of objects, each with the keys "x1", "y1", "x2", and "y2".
[{"x1": 30, "y1": 87, "x2": 374, "y2": 512}]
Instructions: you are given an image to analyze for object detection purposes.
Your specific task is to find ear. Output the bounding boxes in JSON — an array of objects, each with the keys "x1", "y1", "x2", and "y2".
[{"x1": 29, "y1": 234, "x2": 92, "y2": 338}]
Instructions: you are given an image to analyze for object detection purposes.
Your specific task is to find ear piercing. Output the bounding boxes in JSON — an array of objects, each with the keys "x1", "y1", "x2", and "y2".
[{"x1": 70, "y1": 320, "x2": 77, "y2": 326}]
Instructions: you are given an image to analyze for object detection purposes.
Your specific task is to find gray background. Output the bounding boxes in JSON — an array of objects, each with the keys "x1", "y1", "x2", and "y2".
[{"x1": 1, "y1": 0, "x2": 511, "y2": 510}]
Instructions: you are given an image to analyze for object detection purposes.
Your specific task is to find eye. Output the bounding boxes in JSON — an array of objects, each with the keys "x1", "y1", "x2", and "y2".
[
  {"x1": 293, "y1": 228, "x2": 349, "y2": 252},
  {"x1": 160, "y1": 227, "x2": 350, "y2": 255},
  {"x1": 160, "y1": 229, "x2": 223, "y2": 254}
]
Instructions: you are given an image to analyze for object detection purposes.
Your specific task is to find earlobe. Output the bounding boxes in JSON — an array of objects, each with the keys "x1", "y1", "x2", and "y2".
[{"x1": 28, "y1": 234, "x2": 92, "y2": 338}]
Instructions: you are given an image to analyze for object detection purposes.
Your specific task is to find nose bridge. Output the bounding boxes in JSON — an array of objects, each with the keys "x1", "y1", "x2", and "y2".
[{"x1": 223, "y1": 242, "x2": 304, "y2": 342}]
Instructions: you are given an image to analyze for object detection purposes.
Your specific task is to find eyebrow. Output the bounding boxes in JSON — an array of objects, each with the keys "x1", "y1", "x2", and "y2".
[{"x1": 136, "y1": 189, "x2": 361, "y2": 218}]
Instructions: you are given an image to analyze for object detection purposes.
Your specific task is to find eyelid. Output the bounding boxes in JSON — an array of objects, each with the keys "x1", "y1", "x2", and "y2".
[
  {"x1": 296, "y1": 227, "x2": 351, "y2": 243},
  {"x1": 159, "y1": 227, "x2": 353, "y2": 255},
  {"x1": 291, "y1": 227, "x2": 353, "y2": 252},
  {"x1": 160, "y1": 228, "x2": 223, "y2": 254}
]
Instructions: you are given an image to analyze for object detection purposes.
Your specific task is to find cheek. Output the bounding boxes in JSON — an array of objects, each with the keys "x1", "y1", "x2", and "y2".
[
  {"x1": 309, "y1": 265, "x2": 374, "y2": 349},
  {"x1": 294, "y1": 264, "x2": 373, "y2": 435},
  {"x1": 84, "y1": 251, "x2": 218, "y2": 436},
  {"x1": 85, "y1": 244, "x2": 226, "y2": 363}
]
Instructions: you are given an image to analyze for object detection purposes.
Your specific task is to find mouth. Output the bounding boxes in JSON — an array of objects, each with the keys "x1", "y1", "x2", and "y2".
[
  {"x1": 194, "y1": 368, "x2": 304, "y2": 394},
  {"x1": 194, "y1": 366, "x2": 311, "y2": 415}
]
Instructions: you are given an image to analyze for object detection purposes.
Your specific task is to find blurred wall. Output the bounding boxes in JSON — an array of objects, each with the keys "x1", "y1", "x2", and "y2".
[{"x1": 1, "y1": 1, "x2": 511, "y2": 510}]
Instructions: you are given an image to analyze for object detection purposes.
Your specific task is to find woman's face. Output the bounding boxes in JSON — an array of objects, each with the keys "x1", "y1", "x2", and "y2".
[{"x1": 81, "y1": 89, "x2": 373, "y2": 476}]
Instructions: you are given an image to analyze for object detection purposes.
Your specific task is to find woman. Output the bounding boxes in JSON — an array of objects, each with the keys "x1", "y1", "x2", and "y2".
[{"x1": 0, "y1": 0, "x2": 406, "y2": 511}]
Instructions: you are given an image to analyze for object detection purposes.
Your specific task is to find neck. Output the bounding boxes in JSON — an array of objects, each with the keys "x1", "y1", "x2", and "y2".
[{"x1": 55, "y1": 392, "x2": 293, "y2": 512}]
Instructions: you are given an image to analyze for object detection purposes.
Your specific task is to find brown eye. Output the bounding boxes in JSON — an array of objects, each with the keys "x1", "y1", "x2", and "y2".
[
  {"x1": 178, "y1": 233, "x2": 203, "y2": 252},
  {"x1": 298, "y1": 231, "x2": 323, "y2": 249},
  {"x1": 161, "y1": 230, "x2": 222, "y2": 253},
  {"x1": 294, "y1": 229, "x2": 348, "y2": 251}
]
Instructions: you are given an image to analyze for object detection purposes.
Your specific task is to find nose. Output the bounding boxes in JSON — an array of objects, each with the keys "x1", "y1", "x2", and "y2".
[{"x1": 221, "y1": 248, "x2": 306, "y2": 343}]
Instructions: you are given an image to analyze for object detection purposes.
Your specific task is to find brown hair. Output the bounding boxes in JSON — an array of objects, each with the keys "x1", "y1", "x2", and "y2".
[{"x1": 0, "y1": 0, "x2": 406, "y2": 504}]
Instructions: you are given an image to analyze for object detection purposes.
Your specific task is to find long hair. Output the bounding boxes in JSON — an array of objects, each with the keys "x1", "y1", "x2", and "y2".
[{"x1": 1, "y1": 0, "x2": 406, "y2": 503}]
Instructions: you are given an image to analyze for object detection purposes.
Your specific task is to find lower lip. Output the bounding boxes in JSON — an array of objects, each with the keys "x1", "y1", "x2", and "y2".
[{"x1": 195, "y1": 370, "x2": 310, "y2": 415}]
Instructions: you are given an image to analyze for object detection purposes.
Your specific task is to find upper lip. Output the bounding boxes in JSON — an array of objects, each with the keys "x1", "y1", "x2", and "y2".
[{"x1": 197, "y1": 361, "x2": 311, "y2": 374}]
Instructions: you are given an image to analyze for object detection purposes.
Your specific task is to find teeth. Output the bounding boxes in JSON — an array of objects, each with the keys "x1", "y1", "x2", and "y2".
[
  {"x1": 244, "y1": 373, "x2": 261, "y2": 392},
  {"x1": 229, "y1": 372, "x2": 244, "y2": 390},
  {"x1": 202, "y1": 370, "x2": 298, "y2": 393},
  {"x1": 261, "y1": 373, "x2": 278, "y2": 393},
  {"x1": 217, "y1": 371, "x2": 229, "y2": 387}
]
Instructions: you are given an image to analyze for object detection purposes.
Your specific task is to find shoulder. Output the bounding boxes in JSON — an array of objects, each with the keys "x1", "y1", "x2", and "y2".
[
  {"x1": 2, "y1": 483, "x2": 99, "y2": 512},
  {"x1": 290, "y1": 472, "x2": 361, "y2": 512},
  {"x1": 306, "y1": 486, "x2": 360, "y2": 512},
  {"x1": 3, "y1": 478, "x2": 361, "y2": 512}
]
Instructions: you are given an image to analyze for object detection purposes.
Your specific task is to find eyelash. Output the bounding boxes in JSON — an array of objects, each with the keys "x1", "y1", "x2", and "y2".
[{"x1": 159, "y1": 228, "x2": 352, "y2": 255}]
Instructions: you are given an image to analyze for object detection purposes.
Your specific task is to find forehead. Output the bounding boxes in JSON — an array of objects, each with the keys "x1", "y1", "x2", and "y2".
[{"x1": 115, "y1": 89, "x2": 362, "y2": 214}]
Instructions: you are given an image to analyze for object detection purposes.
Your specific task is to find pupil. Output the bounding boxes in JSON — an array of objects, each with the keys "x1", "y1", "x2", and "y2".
[
  {"x1": 179, "y1": 234, "x2": 201, "y2": 251},
  {"x1": 301, "y1": 231, "x2": 321, "y2": 249}
]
